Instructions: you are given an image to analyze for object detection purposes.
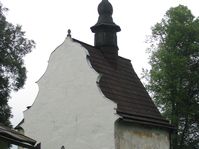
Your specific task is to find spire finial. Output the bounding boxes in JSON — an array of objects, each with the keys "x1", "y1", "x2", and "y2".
[
  {"x1": 91, "y1": 0, "x2": 120, "y2": 33},
  {"x1": 98, "y1": 0, "x2": 113, "y2": 16},
  {"x1": 67, "y1": 29, "x2": 71, "y2": 38},
  {"x1": 90, "y1": 0, "x2": 121, "y2": 47}
]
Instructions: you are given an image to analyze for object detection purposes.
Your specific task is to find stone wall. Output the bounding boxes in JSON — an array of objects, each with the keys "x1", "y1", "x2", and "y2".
[{"x1": 115, "y1": 119, "x2": 170, "y2": 149}]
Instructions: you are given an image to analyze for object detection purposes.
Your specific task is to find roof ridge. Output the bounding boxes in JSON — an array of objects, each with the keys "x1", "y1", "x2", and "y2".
[
  {"x1": 118, "y1": 56, "x2": 131, "y2": 62},
  {"x1": 73, "y1": 38, "x2": 131, "y2": 62},
  {"x1": 72, "y1": 38, "x2": 94, "y2": 49}
]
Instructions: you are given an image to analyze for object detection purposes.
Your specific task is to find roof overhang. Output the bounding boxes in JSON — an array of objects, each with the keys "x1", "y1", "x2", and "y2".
[{"x1": 0, "y1": 124, "x2": 40, "y2": 148}]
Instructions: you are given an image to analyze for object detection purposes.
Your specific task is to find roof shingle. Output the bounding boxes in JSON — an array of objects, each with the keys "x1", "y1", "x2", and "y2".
[{"x1": 74, "y1": 39, "x2": 174, "y2": 130}]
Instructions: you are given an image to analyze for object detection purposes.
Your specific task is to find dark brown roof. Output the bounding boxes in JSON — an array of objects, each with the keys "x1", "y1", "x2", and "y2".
[
  {"x1": 74, "y1": 39, "x2": 174, "y2": 130},
  {"x1": 0, "y1": 123, "x2": 37, "y2": 148}
]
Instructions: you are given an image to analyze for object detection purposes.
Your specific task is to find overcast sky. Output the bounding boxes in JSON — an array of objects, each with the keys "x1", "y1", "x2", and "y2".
[{"x1": 1, "y1": 0, "x2": 199, "y2": 127}]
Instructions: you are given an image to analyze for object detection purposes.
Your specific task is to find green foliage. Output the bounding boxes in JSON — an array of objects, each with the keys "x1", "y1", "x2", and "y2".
[
  {"x1": 145, "y1": 5, "x2": 199, "y2": 149},
  {"x1": 0, "y1": 3, "x2": 35, "y2": 127}
]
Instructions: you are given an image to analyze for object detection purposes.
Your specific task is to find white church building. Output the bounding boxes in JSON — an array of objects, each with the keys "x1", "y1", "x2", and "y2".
[{"x1": 17, "y1": 0, "x2": 174, "y2": 148}]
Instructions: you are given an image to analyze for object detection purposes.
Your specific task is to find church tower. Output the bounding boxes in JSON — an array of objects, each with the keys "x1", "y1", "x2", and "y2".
[
  {"x1": 91, "y1": 0, "x2": 120, "y2": 48},
  {"x1": 19, "y1": 1, "x2": 173, "y2": 149},
  {"x1": 91, "y1": 0, "x2": 121, "y2": 67}
]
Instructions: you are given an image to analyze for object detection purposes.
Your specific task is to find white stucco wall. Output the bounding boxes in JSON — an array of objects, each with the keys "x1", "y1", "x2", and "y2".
[
  {"x1": 22, "y1": 37, "x2": 118, "y2": 149},
  {"x1": 115, "y1": 119, "x2": 170, "y2": 149}
]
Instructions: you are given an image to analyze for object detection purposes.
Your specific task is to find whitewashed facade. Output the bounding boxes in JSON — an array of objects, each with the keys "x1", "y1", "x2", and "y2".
[{"x1": 22, "y1": 37, "x2": 118, "y2": 149}]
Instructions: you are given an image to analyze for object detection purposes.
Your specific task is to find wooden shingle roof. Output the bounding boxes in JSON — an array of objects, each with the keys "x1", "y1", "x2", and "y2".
[{"x1": 74, "y1": 39, "x2": 174, "y2": 130}]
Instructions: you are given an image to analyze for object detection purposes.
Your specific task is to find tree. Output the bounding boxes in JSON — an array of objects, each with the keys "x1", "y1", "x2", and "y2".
[
  {"x1": 145, "y1": 5, "x2": 199, "y2": 149},
  {"x1": 0, "y1": 3, "x2": 35, "y2": 126}
]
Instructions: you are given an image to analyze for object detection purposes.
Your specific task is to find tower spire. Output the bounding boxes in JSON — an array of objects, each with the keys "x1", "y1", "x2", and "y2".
[{"x1": 91, "y1": 0, "x2": 121, "y2": 49}]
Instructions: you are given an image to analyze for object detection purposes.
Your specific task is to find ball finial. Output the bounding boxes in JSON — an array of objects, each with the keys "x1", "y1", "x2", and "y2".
[{"x1": 98, "y1": 0, "x2": 113, "y2": 15}]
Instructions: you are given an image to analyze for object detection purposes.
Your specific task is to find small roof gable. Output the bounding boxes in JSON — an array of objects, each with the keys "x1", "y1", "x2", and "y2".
[
  {"x1": 0, "y1": 123, "x2": 37, "y2": 148},
  {"x1": 73, "y1": 39, "x2": 174, "y2": 130}
]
